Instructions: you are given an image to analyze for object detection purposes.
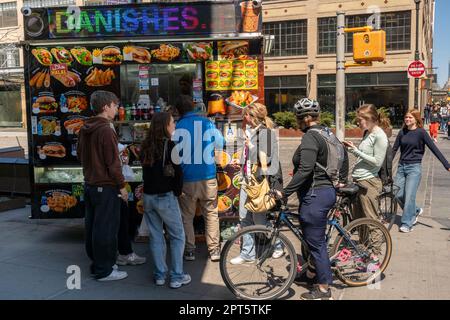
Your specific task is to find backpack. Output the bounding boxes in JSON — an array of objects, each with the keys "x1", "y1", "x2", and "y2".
[
  {"x1": 308, "y1": 127, "x2": 345, "y2": 186},
  {"x1": 378, "y1": 142, "x2": 393, "y2": 185}
]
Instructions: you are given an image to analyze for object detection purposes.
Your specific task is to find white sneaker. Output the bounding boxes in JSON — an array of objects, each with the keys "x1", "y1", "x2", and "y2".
[
  {"x1": 399, "y1": 225, "x2": 413, "y2": 233},
  {"x1": 116, "y1": 252, "x2": 147, "y2": 266},
  {"x1": 155, "y1": 278, "x2": 166, "y2": 286},
  {"x1": 414, "y1": 208, "x2": 423, "y2": 225},
  {"x1": 169, "y1": 274, "x2": 191, "y2": 289},
  {"x1": 230, "y1": 256, "x2": 255, "y2": 265},
  {"x1": 97, "y1": 270, "x2": 128, "y2": 282},
  {"x1": 272, "y1": 249, "x2": 284, "y2": 259}
]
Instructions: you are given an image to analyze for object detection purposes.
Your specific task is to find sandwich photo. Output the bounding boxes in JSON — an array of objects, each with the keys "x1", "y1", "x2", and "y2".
[
  {"x1": 41, "y1": 144, "x2": 66, "y2": 158},
  {"x1": 245, "y1": 61, "x2": 257, "y2": 69},
  {"x1": 125, "y1": 46, "x2": 151, "y2": 64},
  {"x1": 245, "y1": 70, "x2": 257, "y2": 78},
  {"x1": 219, "y1": 41, "x2": 249, "y2": 60},
  {"x1": 206, "y1": 71, "x2": 218, "y2": 79},
  {"x1": 232, "y1": 61, "x2": 245, "y2": 69},
  {"x1": 70, "y1": 47, "x2": 93, "y2": 66},
  {"x1": 232, "y1": 70, "x2": 244, "y2": 78},
  {"x1": 32, "y1": 96, "x2": 58, "y2": 114},
  {"x1": 207, "y1": 81, "x2": 218, "y2": 88},
  {"x1": 207, "y1": 61, "x2": 219, "y2": 69},
  {"x1": 51, "y1": 47, "x2": 73, "y2": 65},
  {"x1": 219, "y1": 61, "x2": 232, "y2": 69},
  {"x1": 232, "y1": 80, "x2": 244, "y2": 88},
  {"x1": 220, "y1": 71, "x2": 231, "y2": 79},
  {"x1": 102, "y1": 47, "x2": 123, "y2": 65},
  {"x1": 245, "y1": 79, "x2": 257, "y2": 88},
  {"x1": 220, "y1": 81, "x2": 231, "y2": 88},
  {"x1": 32, "y1": 48, "x2": 53, "y2": 66},
  {"x1": 64, "y1": 118, "x2": 85, "y2": 135},
  {"x1": 52, "y1": 70, "x2": 81, "y2": 87}
]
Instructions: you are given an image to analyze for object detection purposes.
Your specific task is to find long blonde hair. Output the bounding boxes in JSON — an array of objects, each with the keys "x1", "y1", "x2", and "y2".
[
  {"x1": 357, "y1": 104, "x2": 391, "y2": 129},
  {"x1": 244, "y1": 103, "x2": 274, "y2": 129}
]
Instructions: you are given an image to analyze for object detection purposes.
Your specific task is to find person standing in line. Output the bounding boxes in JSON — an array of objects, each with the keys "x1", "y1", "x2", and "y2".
[
  {"x1": 141, "y1": 112, "x2": 191, "y2": 289},
  {"x1": 77, "y1": 90, "x2": 128, "y2": 281},
  {"x1": 429, "y1": 105, "x2": 440, "y2": 142},
  {"x1": 439, "y1": 103, "x2": 449, "y2": 133},
  {"x1": 423, "y1": 104, "x2": 431, "y2": 125},
  {"x1": 229, "y1": 103, "x2": 284, "y2": 265},
  {"x1": 115, "y1": 144, "x2": 147, "y2": 266},
  {"x1": 174, "y1": 95, "x2": 224, "y2": 262},
  {"x1": 393, "y1": 109, "x2": 450, "y2": 233},
  {"x1": 343, "y1": 104, "x2": 390, "y2": 265}
]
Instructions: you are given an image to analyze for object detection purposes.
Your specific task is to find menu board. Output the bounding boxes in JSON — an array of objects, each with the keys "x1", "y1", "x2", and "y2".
[{"x1": 205, "y1": 60, "x2": 258, "y2": 91}]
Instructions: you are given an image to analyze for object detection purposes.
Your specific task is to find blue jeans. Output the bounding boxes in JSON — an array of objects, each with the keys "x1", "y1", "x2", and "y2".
[
  {"x1": 441, "y1": 117, "x2": 448, "y2": 132},
  {"x1": 394, "y1": 163, "x2": 422, "y2": 228},
  {"x1": 299, "y1": 187, "x2": 336, "y2": 285},
  {"x1": 143, "y1": 192, "x2": 186, "y2": 282},
  {"x1": 239, "y1": 189, "x2": 282, "y2": 260}
]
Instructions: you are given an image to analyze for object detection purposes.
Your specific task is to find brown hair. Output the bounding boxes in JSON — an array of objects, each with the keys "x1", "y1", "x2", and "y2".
[
  {"x1": 90, "y1": 90, "x2": 119, "y2": 114},
  {"x1": 244, "y1": 103, "x2": 275, "y2": 129},
  {"x1": 141, "y1": 112, "x2": 172, "y2": 166},
  {"x1": 175, "y1": 94, "x2": 194, "y2": 116},
  {"x1": 357, "y1": 104, "x2": 391, "y2": 129},
  {"x1": 403, "y1": 108, "x2": 423, "y2": 129}
]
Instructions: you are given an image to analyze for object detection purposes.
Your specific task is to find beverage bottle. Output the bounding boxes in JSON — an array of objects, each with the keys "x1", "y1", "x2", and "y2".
[
  {"x1": 136, "y1": 104, "x2": 142, "y2": 121},
  {"x1": 118, "y1": 104, "x2": 125, "y2": 121},
  {"x1": 154, "y1": 103, "x2": 161, "y2": 113},
  {"x1": 142, "y1": 104, "x2": 148, "y2": 121},
  {"x1": 131, "y1": 104, "x2": 137, "y2": 121},
  {"x1": 125, "y1": 104, "x2": 131, "y2": 121},
  {"x1": 148, "y1": 104, "x2": 154, "y2": 118}
]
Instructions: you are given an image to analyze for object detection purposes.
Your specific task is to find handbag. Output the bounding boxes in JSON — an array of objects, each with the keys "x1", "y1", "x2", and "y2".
[
  {"x1": 162, "y1": 139, "x2": 175, "y2": 177},
  {"x1": 242, "y1": 165, "x2": 276, "y2": 214}
]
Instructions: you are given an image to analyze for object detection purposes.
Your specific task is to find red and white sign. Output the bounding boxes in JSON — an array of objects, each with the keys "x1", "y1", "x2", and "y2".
[{"x1": 408, "y1": 60, "x2": 426, "y2": 78}]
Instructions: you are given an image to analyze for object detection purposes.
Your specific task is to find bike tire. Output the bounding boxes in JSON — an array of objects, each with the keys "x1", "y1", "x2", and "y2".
[
  {"x1": 219, "y1": 225, "x2": 298, "y2": 300},
  {"x1": 378, "y1": 193, "x2": 398, "y2": 231},
  {"x1": 330, "y1": 218, "x2": 392, "y2": 287}
]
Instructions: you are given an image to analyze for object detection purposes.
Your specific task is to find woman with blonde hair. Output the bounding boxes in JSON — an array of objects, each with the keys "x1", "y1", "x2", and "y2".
[
  {"x1": 230, "y1": 103, "x2": 284, "y2": 265},
  {"x1": 392, "y1": 109, "x2": 450, "y2": 233}
]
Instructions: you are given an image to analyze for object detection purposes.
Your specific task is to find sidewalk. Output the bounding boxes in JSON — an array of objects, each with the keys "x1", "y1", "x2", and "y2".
[{"x1": 0, "y1": 131, "x2": 449, "y2": 300}]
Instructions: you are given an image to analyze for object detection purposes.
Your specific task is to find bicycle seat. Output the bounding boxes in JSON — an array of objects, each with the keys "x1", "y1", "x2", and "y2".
[{"x1": 337, "y1": 184, "x2": 359, "y2": 196}]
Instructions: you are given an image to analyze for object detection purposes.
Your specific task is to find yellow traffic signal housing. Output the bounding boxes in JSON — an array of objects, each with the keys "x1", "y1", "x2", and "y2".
[{"x1": 353, "y1": 30, "x2": 386, "y2": 62}]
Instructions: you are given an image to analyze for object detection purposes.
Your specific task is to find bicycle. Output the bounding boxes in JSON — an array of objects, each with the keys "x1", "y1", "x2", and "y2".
[{"x1": 219, "y1": 189, "x2": 392, "y2": 300}]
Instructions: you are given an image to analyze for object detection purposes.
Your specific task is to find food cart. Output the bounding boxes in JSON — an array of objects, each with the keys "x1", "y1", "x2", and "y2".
[{"x1": 22, "y1": 0, "x2": 264, "y2": 239}]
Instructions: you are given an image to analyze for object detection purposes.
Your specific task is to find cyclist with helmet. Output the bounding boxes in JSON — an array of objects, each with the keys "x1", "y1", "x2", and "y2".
[{"x1": 276, "y1": 98, "x2": 348, "y2": 300}]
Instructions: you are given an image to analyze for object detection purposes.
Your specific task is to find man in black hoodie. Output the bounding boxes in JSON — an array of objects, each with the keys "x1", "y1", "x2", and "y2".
[{"x1": 77, "y1": 90, "x2": 128, "y2": 281}]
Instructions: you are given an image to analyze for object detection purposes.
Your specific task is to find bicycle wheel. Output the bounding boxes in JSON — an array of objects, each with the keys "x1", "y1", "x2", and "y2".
[
  {"x1": 330, "y1": 218, "x2": 392, "y2": 287},
  {"x1": 220, "y1": 225, "x2": 297, "y2": 300},
  {"x1": 378, "y1": 193, "x2": 398, "y2": 231}
]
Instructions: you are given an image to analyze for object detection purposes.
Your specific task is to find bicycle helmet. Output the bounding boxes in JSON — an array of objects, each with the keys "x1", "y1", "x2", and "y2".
[{"x1": 293, "y1": 98, "x2": 321, "y2": 117}]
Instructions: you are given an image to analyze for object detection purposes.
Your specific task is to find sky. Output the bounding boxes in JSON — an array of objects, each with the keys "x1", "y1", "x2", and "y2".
[{"x1": 433, "y1": 0, "x2": 450, "y2": 87}]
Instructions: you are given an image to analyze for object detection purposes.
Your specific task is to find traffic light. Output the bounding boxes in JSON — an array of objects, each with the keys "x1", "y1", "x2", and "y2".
[{"x1": 353, "y1": 30, "x2": 386, "y2": 62}]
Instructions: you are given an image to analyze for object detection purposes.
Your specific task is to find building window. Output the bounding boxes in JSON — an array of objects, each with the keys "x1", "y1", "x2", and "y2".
[
  {"x1": 317, "y1": 17, "x2": 337, "y2": 55},
  {"x1": 265, "y1": 76, "x2": 306, "y2": 114},
  {"x1": 0, "y1": 2, "x2": 18, "y2": 28},
  {"x1": 23, "y1": 0, "x2": 75, "y2": 8},
  {"x1": 318, "y1": 11, "x2": 411, "y2": 54},
  {"x1": 263, "y1": 20, "x2": 307, "y2": 57},
  {"x1": 0, "y1": 86, "x2": 22, "y2": 127},
  {"x1": 317, "y1": 72, "x2": 409, "y2": 126},
  {"x1": 0, "y1": 47, "x2": 20, "y2": 68}
]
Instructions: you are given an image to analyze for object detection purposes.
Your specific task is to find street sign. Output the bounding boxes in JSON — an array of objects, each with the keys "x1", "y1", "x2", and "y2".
[{"x1": 408, "y1": 60, "x2": 426, "y2": 78}]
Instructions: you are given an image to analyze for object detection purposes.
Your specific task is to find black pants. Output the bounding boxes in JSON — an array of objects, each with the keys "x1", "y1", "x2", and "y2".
[
  {"x1": 85, "y1": 185, "x2": 121, "y2": 279},
  {"x1": 118, "y1": 200, "x2": 133, "y2": 256}
]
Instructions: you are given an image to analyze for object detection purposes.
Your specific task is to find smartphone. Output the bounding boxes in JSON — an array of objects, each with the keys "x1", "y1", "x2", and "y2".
[{"x1": 342, "y1": 141, "x2": 352, "y2": 147}]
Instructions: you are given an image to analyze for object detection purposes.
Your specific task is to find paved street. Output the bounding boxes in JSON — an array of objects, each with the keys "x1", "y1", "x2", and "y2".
[{"x1": 0, "y1": 129, "x2": 449, "y2": 300}]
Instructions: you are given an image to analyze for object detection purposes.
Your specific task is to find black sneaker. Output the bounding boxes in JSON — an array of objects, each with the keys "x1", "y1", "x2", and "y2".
[
  {"x1": 294, "y1": 272, "x2": 317, "y2": 288},
  {"x1": 184, "y1": 250, "x2": 195, "y2": 261},
  {"x1": 300, "y1": 286, "x2": 333, "y2": 300}
]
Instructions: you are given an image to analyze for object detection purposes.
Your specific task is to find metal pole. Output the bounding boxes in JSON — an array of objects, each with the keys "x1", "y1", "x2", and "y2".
[
  {"x1": 336, "y1": 11, "x2": 346, "y2": 141},
  {"x1": 414, "y1": 0, "x2": 421, "y2": 109}
]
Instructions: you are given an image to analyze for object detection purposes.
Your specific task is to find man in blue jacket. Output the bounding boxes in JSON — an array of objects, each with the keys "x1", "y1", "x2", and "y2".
[{"x1": 173, "y1": 95, "x2": 224, "y2": 262}]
